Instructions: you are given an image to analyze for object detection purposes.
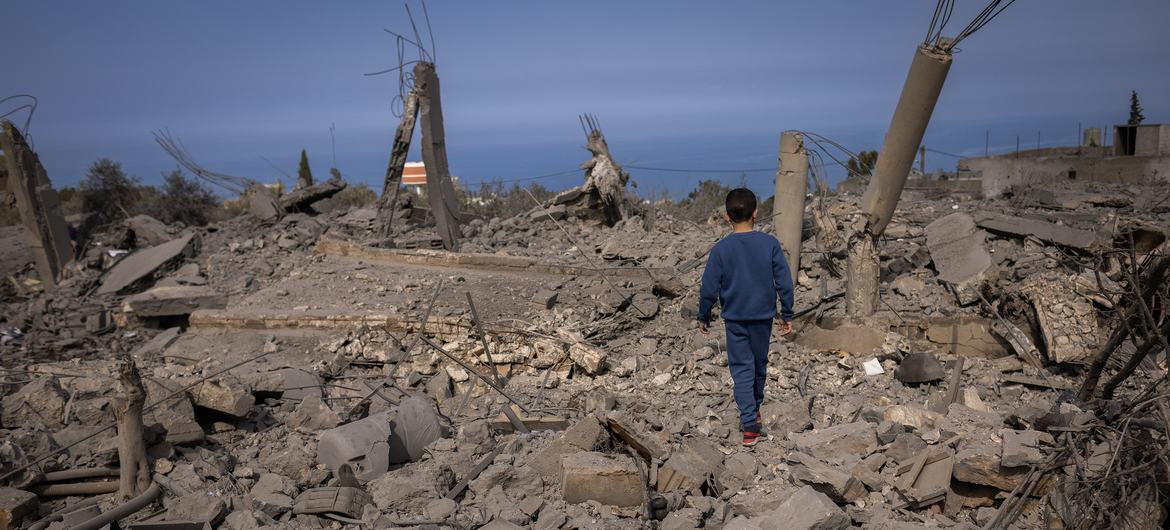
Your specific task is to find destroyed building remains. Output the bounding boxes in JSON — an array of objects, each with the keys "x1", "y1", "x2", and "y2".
[{"x1": 3, "y1": 2, "x2": 1170, "y2": 530}]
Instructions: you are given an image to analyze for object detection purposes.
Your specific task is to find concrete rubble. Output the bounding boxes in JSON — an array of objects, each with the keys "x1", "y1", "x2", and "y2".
[{"x1": 1, "y1": 164, "x2": 1168, "y2": 529}]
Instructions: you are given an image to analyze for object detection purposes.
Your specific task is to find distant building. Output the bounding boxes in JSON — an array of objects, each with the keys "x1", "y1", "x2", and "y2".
[{"x1": 958, "y1": 123, "x2": 1170, "y2": 197}]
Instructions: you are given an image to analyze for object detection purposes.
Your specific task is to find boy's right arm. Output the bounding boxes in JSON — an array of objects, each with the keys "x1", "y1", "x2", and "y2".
[{"x1": 697, "y1": 249, "x2": 721, "y2": 329}]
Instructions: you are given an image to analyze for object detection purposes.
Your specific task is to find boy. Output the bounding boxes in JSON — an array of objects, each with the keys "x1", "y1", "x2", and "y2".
[{"x1": 697, "y1": 188, "x2": 794, "y2": 447}]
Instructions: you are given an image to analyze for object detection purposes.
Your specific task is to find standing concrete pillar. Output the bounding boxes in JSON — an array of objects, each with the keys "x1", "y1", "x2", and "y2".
[
  {"x1": 860, "y1": 46, "x2": 952, "y2": 235},
  {"x1": 1, "y1": 120, "x2": 72, "y2": 289},
  {"x1": 413, "y1": 61, "x2": 462, "y2": 251},
  {"x1": 374, "y1": 90, "x2": 419, "y2": 243},
  {"x1": 773, "y1": 131, "x2": 808, "y2": 285}
]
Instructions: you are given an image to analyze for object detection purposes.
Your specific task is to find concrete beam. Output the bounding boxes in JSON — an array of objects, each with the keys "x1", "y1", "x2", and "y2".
[
  {"x1": 413, "y1": 62, "x2": 462, "y2": 251},
  {"x1": 1, "y1": 120, "x2": 73, "y2": 288},
  {"x1": 375, "y1": 90, "x2": 419, "y2": 242},
  {"x1": 773, "y1": 131, "x2": 808, "y2": 285}
]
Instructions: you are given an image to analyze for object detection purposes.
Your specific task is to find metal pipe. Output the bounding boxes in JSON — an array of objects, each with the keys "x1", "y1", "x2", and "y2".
[
  {"x1": 39, "y1": 467, "x2": 120, "y2": 483},
  {"x1": 773, "y1": 131, "x2": 808, "y2": 285},
  {"x1": 30, "y1": 480, "x2": 119, "y2": 496},
  {"x1": 860, "y1": 45, "x2": 953, "y2": 236},
  {"x1": 72, "y1": 482, "x2": 162, "y2": 530}
]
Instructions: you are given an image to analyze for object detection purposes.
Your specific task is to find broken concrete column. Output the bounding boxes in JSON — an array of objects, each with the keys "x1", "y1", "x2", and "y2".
[
  {"x1": 773, "y1": 131, "x2": 808, "y2": 285},
  {"x1": 122, "y1": 285, "x2": 227, "y2": 319},
  {"x1": 1, "y1": 120, "x2": 73, "y2": 289},
  {"x1": 413, "y1": 61, "x2": 462, "y2": 251},
  {"x1": 847, "y1": 46, "x2": 953, "y2": 318},
  {"x1": 245, "y1": 184, "x2": 282, "y2": 221},
  {"x1": 375, "y1": 90, "x2": 420, "y2": 242},
  {"x1": 860, "y1": 46, "x2": 953, "y2": 235},
  {"x1": 560, "y1": 451, "x2": 643, "y2": 507},
  {"x1": 279, "y1": 174, "x2": 347, "y2": 214}
]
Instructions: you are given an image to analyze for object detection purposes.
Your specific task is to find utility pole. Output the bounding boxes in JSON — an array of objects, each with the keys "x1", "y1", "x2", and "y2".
[
  {"x1": 919, "y1": 145, "x2": 926, "y2": 174},
  {"x1": 985, "y1": 130, "x2": 989, "y2": 157}
]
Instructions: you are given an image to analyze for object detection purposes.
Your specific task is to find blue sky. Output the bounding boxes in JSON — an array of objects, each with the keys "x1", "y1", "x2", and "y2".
[{"x1": 4, "y1": 1, "x2": 1168, "y2": 199}]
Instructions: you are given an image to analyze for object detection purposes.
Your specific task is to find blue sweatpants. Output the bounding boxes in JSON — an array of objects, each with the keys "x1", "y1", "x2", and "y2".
[{"x1": 725, "y1": 319, "x2": 772, "y2": 432}]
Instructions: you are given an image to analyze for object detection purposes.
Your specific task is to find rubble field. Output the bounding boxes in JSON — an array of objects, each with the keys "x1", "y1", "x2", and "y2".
[{"x1": 2, "y1": 177, "x2": 1170, "y2": 530}]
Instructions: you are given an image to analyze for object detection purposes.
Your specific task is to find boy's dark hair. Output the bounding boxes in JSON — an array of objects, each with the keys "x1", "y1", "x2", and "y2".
[{"x1": 725, "y1": 188, "x2": 757, "y2": 223}]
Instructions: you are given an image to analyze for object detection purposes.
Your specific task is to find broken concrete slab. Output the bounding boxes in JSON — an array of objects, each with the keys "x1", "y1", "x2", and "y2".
[
  {"x1": 1, "y1": 376, "x2": 69, "y2": 430},
  {"x1": 560, "y1": 451, "x2": 642, "y2": 507},
  {"x1": 953, "y1": 445, "x2": 1029, "y2": 492},
  {"x1": 794, "y1": 322, "x2": 885, "y2": 353},
  {"x1": 1023, "y1": 273, "x2": 1100, "y2": 364},
  {"x1": 98, "y1": 233, "x2": 199, "y2": 295},
  {"x1": 789, "y1": 422, "x2": 878, "y2": 467},
  {"x1": 925, "y1": 212, "x2": 992, "y2": 305},
  {"x1": 787, "y1": 452, "x2": 866, "y2": 503},
  {"x1": 760, "y1": 400, "x2": 813, "y2": 438},
  {"x1": 756, "y1": 485, "x2": 850, "y2": 530},
  {"x1": 1000, "y1": 429, "x2": 1054, "y2": 468},
  {"x1": 975, "y1": 211, "x2": 1099, "y2": 250},
  {"x1": 122, "y1": 285, "x2": 227, "y2": 318}
]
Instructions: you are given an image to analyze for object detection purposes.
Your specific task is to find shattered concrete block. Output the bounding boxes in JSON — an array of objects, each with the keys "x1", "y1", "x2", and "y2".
[
  {"x1": 166, "y1": 493, "x2": 228, "y2": 526},
  {"x1": 426, "y1": 498, "x2": 459, "y2": 520},
  {"x1": 0, "y1": 487, "x2": 37, "y2": 529},
  {"x1": 2, "y1": 376, "x2": 69, "y2": 430},
  {"x1": 787, "y1": 452, "x2": 866, "y2": 503},
  {"x1": 882, "y1": 405, "x2": 944, "y2": 433},
  {"x1": 606, "y1": 411, "x2": 667, "y2": 461},
  {"x1": 98, "y1": 233, "x2": 199, "y2": 295},
  {"x1": 568, "y1": 342, "x2": 607, "y2": 375},
  {"x1": 756, "y1": 485, "x2": 850, "y2": 530},
  {"x1": 368, "y1": 470, "x2": 431, "y2": 513},
  {"x1": 252, "y1": 492, "x2": 294, "y2": 518},
  {"x1": 318, "y1": 413, "x2": 392, "y2": 481},
  {"x1": 191, "y1": 376, "x2": 255, "y2": 417},
  {"x1": 1000, "y1": 429, "x2": 1053, "y2": 468},
  {"x1": 885, "y1": 433, "x2": 927, "y2": 464},
  {"x1": 122, "y1": 285, "x2": 227, "y2": 318},
  {"x1": 657, "y1": 439, "x2": 724, "y2": 493},
  {"x1": 530, "y1": 415, "x2": 606, "y2": 478},
  {"x1": 287, "y1": 394, "x2": 340, "y2": 431},
  {"x1": 925, "y1": 213, "x2": 992, "y2": 305},
  {"x1": 124, "y1": 214, "x2": 176, "y2": 247},
  {"x1": 560, "y1": 451, "x2": 643, "y2": 507},
  {"x1": 953, "y1": 446, "x2": 1029, "y2": 492},
  {"x1": 1024, "y1": 274, "x2": 1100, "y2": 364},
  {"x1": 144, "y1": 378, "x2": 205, "y2": 444},
  {"x1": 789, "y1": 422, "x2": 877, "y2": 467}
]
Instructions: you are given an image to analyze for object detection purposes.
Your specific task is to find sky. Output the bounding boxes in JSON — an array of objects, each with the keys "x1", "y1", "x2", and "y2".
[{"x1": 4, "y1": 1, "x2": 1169, "y2": 200}]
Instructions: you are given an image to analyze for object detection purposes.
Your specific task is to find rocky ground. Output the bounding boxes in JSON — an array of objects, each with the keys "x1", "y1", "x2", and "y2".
[{"x1": 1, "y1": 180, "x2": 1168, "y2": 529}]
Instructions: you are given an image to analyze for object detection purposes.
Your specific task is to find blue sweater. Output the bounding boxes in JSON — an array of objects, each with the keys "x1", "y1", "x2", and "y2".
[{"x1": 698, "y1": 231, "x2": 795, "y2": 323}]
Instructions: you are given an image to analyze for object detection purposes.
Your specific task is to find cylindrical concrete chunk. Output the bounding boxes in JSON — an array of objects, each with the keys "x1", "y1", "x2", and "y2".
[
  {"x1": 774, "y1": 131, "x2": 809, "y2": 284},
  {"x1": 560, "y1": 452, "x2": 643, "y2": 507},
  {"x1": 861, "y1": 46, "x2": 953, "y2": 236}
]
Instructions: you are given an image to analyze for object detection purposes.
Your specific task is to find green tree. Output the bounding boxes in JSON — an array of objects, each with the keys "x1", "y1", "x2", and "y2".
[
  {"x1": 150, "y1": 169, "x2": 221, "y2": 226},
  {"x1": 846, "y1": 150, "x2": 878, "y2": 177},
  {"x1": 1129, "y1": 90, "x2": 1145, "y2": 125},
  {"x1": 297, "y1": 149, "x2": 313, "y2": 188},
  {"x1": 81, "y1": 158, "x2": 141, "y2": 225}
]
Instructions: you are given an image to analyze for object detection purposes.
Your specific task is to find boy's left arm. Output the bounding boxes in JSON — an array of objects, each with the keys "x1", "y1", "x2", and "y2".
[{"x1": 772, "y1": 242, "x2": 795, "y2": 327}]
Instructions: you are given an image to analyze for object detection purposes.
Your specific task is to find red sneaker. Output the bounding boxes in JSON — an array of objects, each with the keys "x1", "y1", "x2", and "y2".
[{"x1": 743, "y1": 430, "x2": 768, "y2": 447}]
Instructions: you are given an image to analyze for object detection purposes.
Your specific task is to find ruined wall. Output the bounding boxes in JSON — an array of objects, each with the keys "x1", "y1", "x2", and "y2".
[{"x1": 960, "y1": 154, "x2": 1170, "y2": 197}]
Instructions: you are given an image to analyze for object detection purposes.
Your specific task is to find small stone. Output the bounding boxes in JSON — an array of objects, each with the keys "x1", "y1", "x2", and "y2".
[
  {"x1": 561, "y1": 452, "x2": 642, "y2": 507},
  {"x1": 652, "y1": 373, "x2": 673, "y2": 386},
  {"x1": 569, "y1": 343, "x2": 607, "y2": 375}
]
